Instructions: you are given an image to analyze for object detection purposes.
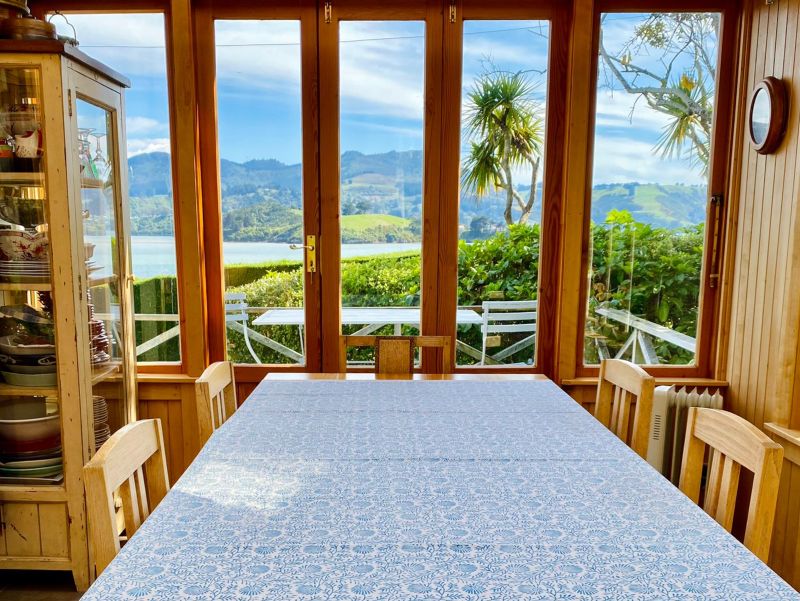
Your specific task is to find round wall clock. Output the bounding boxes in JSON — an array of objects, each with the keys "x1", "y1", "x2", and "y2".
[{"x1": 749, "y1": 76, "x2": 788, "y2": 154}]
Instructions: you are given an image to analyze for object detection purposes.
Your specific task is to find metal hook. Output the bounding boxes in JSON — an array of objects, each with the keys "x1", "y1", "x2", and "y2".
[{"x1": 47, "y1": 11, "x2": 79, "y2": 46}]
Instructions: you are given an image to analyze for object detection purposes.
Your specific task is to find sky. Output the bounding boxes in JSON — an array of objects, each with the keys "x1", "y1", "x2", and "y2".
[{"x1": 54, "y1": 12, "x2": 718, "y2": 187}]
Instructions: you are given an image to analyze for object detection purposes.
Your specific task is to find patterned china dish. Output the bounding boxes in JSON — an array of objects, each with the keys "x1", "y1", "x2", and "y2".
[
  {"x1": 0, "y1": 334, "x2": 56, "y2": 368},
  {"x1": 0, "y1": 229, "x2": 48, "y2": 260}
]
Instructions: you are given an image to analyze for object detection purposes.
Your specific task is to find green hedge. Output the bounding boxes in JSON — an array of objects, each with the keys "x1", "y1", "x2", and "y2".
[
  {"x1": 133, "y1": 214, "x2": 704, "y2": 366},
  {"x1": 133, "y1": 275, "x2": 180, "y2": 362}
]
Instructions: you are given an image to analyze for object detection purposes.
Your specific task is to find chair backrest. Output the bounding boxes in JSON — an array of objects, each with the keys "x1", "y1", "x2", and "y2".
[
  {"x1": 195, "y1": 361, "x2": 237, "y2": 445},
  {"x1": 679, "y1": 408, "x2": 783, "y2": 561},
  {"x1": 339, "y1": 335, "x2": 452, "y2": 375},
  {"x1": 594, "y1": 358, "x2": 655, "y2": 458},
  {"x1": 83, "y1": 419, "x2": 170, "y2": 576},
  {"x1": 481, "y1": 300, "x2": 537, "y2": 334},
  {"x1": 224, "y1": 291, "x2": 249, "y2": 323}
]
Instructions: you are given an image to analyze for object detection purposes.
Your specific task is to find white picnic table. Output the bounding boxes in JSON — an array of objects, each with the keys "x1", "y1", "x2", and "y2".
[
  {"x1": 253, "y1": 306, "x2": 483, "y2": 333},
  {"x1": 249, "y1": 307, "x2": 483, "y2": 363}
]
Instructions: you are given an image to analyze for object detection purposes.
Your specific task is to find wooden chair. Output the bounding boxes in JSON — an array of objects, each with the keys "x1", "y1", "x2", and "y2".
[
  {"x1": 195, "y1": 361, "x2": 238, "y2": 445},
  {"x1": 339, "y1": 335, "x2": 452, "y2": 375},
  {"x1": 594, "y1": 358, "x2": 655, "y2": 458},
  {"x1": 83, "y1": 419, "x2": 170, "y2": 577},
  {"x1": 679, "y1": 408, "x2": 783, "y2": 561}
]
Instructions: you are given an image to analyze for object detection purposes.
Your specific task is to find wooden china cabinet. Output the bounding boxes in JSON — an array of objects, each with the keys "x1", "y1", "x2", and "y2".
[{"x1": 0, "y1": 40, "x2": 136, "y2": 590}]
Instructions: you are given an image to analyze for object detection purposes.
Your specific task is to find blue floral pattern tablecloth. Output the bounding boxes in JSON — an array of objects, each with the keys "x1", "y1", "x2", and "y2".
[{"x1": 82, "y1": 379, "x2": 800, "y2": 600}]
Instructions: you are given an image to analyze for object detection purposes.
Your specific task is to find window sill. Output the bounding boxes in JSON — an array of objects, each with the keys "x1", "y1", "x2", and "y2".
[{"x1": 561, "y1": 377, "x2": 728, "y2": 388}]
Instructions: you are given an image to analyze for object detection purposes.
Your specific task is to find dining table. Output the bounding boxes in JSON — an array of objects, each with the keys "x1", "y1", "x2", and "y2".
[{"x1": 81, "y1": 374, "x2": 799, "y2": 600}]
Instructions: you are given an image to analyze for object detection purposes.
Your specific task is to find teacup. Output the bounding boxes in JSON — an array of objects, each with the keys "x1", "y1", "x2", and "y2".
[{"x1": 0, "y1": 230, "x2": 49, "y2": 261}]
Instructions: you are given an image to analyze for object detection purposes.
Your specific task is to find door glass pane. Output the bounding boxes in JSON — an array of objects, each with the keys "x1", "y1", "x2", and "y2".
[
  {"x1": 76, "y1": 98, "x2": 127, "y2": 446},
  {"x1": 53, "y1": 13, "x2": 181, "y2": 364},
  {"x1": 457, "y1": 20, "x2": 549, "y2": 367},
  {"x1": 215, "y1": 20, "x2": 306, "y2": 365},
  {"x1": 0, "y1": 68, "x2": 63, "y2": 483},
  {"x1": 584, "y1": 12, "x2": 720, "y2": 366},
  {"x1": 339, "y1": 21, "x2": 425, "y2": 366}
]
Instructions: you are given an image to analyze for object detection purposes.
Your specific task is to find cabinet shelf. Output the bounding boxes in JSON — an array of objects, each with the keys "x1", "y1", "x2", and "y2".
[
  {"x1": 0, "y1": 365, "x2": 119, "y2": 395},
  {"x1": 80, "y1": 177, "x2": 105, "y2": 189},
  {"x1": 0, "y1": 172, "x2": 44, "y2": 185},
  {"x1": 92, "y1": 363, "x2": 119, "y2": 385},
  {"x1": 0, "y1": 281, "x2": 50, "y2": 291},
  {"x1": 0, "y1": 382, "x2": 57, "y2": 396},
  {"x1": 88, "y1": 274, "x2": 117, "y2": 287}
]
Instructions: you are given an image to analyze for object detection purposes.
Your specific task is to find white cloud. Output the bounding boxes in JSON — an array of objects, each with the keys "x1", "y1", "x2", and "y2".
[
  {"x1": 128, "y1": 138, "x2": 171, "y2": 156},
  {"x1": 56, "y1": 14, "x2": 169, "y2": 78},
  {"x1": 594, "y1": 89, "x2": 671, "y2": 134},
  {"x1": 592, "y1": 136, "x2": 706, "y2": 185},
  {"x1": 126, "y1": 116, "x2": 162, "y2": 135}
]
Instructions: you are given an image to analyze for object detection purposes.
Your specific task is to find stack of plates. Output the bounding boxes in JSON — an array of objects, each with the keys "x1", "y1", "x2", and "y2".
[
  {"x1": 0, "y1": 452, "x2": 62, "y2": 478},
  {"x1": 87, "y1": 296, "x2": 111, "y2": 365},
  {"x1": 0, "y1": 444, "x2": 62, "y2": 480},
  {"x1": 93, "y1": 395, "x2": 108, "y2": 424},
  {"x1": 93, "y1": 395, "x2": 110, "y2": 449},
  {"x1": 94, "y1": 424, "x2": 110, "y2": 449},
  {"x1": 0, "y1": 259, "x2": 49, "y2": 284}
]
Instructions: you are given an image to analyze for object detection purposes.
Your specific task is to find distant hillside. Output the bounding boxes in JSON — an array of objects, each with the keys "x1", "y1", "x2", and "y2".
[
  {"x1": 591, "y1": 183, "x2": 707, "y2": 228},
  {"x1": 128, "y1": 151, "x2": 708, "y2": 242}
]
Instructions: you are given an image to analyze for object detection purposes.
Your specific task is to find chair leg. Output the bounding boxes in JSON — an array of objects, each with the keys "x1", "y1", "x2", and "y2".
[
  {"x1": 242, "y1": 326, "x2": 262, "y2": 364},
  {"x1": 298, "y1": 324, "x2": 305, "y2": 362}
]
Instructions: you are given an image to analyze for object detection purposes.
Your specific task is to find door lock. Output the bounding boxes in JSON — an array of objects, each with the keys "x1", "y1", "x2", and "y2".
[{"x1": 290, "y1": 235, "x2": 316, "y2": 273}]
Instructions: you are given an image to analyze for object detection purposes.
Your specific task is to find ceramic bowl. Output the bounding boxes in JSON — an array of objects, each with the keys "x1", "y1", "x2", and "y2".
[
  {"x1": 0, "y1": 230, "x2": 48, "y2": 261},
  {"x1": 1, "y1": 371, "x2": 57, "y2": 387},
  {"x1": 0, "y1": 397, "x2": 59, "y2": 445}
]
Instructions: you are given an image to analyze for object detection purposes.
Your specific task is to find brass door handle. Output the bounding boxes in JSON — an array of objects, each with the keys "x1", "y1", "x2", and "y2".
[{"x1": 290, "y1": 235, "x2": 316, "y2": 273}]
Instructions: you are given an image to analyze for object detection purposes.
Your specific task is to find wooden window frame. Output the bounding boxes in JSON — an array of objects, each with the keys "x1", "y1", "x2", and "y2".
[
  {"x1": 317, "y1": 0, "x2": 444, "y2": 373},
  {"x1": 194, "y1": 0, "x2": 322, "y2": 384},
  {"x1": 440, "y1": 0, "x2": 569, "y2": 376},
  {"x1": 570, "y1": 0, "x2": 740, "y2": 380},
  {"x1": 29, "y1": 0, "x2": 199, "y2": 375}
]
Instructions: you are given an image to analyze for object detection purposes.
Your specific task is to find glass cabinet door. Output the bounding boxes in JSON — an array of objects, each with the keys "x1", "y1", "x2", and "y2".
[
  {"x1": 0, "y1": 66, "x2": 63, "y2": 485},
  {"x1": 72, "y1": 84, "x2": 134, "y2": 453}
]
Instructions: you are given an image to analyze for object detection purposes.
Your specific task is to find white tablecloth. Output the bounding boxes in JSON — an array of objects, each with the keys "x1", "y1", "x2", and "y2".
[{"x1": 82, "y1": 379, "x2": 799, "y2": 600}]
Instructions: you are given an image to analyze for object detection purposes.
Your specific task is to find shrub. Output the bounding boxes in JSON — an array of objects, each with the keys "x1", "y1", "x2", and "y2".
[{"x1": 133, "y1": 216, "x2": 704, "y2": 367}]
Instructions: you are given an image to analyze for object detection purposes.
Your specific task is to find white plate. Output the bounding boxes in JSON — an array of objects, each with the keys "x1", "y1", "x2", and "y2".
[{"x1": 0, "y1": 456, "x2": 62, "y2": 468}]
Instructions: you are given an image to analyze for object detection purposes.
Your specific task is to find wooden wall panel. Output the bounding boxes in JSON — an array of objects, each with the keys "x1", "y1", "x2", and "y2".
[
  {"x1": 726, "y1": 0, "x2": 800, "y2": 587},
  {"x1": 137, "y1": 378, "x2": 199, "y2": 484},
  {"x1": 726, "y1": 0, "x2": 800, "y2": 429}
]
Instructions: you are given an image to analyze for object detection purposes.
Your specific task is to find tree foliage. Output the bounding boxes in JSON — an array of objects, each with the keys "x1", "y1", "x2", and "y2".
[
  {"x1": 462, "y1": 70, "x2": 545, "y2": 225},
  {"x1": 598, "y1": 12, "x2": 719, "y2": 172}
]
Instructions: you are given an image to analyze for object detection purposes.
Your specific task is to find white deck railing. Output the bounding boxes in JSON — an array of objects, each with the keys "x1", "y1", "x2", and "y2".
[{"x1": 592, "y1": 306, "x2": 696, "y2": 364}]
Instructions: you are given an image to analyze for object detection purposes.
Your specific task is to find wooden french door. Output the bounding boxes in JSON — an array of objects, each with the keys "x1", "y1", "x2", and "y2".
[
  {"x1": 196, "y1": 0, "x2": 323, "y2": 371},
  {"x1": 196, "y1": 0, "x2": 566, "y2": 381},
  {"x1": 317, "y1": 0, "x2": 445, "y2": 372}
]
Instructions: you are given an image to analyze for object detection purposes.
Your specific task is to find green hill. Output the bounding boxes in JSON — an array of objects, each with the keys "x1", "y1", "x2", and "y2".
[{"x1": 128, "y1": 151, "x2": 709, "y2": 242}]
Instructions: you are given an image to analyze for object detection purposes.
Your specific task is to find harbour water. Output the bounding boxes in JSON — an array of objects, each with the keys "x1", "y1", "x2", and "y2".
[{"x1": 89, "y1": 236, "x2": 421, "y2": 280}]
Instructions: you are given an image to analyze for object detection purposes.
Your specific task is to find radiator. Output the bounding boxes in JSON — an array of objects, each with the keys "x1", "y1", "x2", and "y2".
[{"x1": 647, "y1": 385, "x2": 724, "y2": 484}]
